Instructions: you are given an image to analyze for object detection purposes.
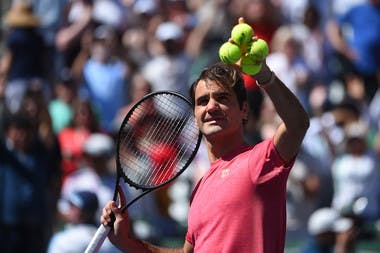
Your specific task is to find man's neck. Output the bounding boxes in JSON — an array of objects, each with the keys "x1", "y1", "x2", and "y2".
[{"x1": 205, "y1": 135, "x2": 246, "y2": 162}]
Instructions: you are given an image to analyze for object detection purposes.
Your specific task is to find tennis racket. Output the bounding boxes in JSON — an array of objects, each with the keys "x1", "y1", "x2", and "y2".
[{"x1": 85, "y1": 91, "x2": 202, "y2": 253}]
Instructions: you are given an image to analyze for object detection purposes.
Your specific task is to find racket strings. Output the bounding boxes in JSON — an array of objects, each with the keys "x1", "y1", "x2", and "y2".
[
  {"x1": 118, "y1": 93, "x2": 199, "y2": 188},
  {"x1": 146, "y1": 114, "x2": 195, "y2": 185},
  {"x1": 122, "y1": 106, "x2": 160, "y2": 184},
  {"x1": 135, "y1": 97, "x2": 183, "y2": 184},
  {"x1": 141, "y1": 96, "x2": 196, "y2": 185}
]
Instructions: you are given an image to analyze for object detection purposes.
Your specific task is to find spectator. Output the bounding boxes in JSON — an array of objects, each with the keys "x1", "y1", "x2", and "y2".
[
  {"x1": 266, "y1": 25, "x2": 310, "y2": 110},
  {"x1": 291, "y1": 3, "x2": 328, "y2": 82},
  {"x1": 32, "y1": 0, "x2": 67, "y2": 84},
  {"x1": 186, "y1": 0, "x2": 233, "y2": 83},
  {"x1": 19, "y1": 87, "x2": 61, "y2": 158},
  {"x1": 301, "y1": 108, "x2": 338, "y2": 206},
  {"x1": 326, "y1": 0, "x2": 380, "y2": 102},
  {"x1": 0, "y1": 112, "x2": 60, "y2": 253},
  {"x1": 55, "y1": 0, "x2": 96, "y2": 75},
  {"x1": 48, "y1": 190, "x2": 120, "y2": 253},
  {"x1": 273, "y1": 0, "x2": 309, "y2": 24},
  {"x1": 58, "y1": 133, "x2": 116, "y2": 221},
  {"x1": 58, "y1": 98, "x2": 100, "y2": 180},
  {"x1": 80, "y1": 24, "x2": 129, "y2": 133},
  {"x1": 331, "y1": 0, "x2": 366, "y2": 16},
  {"x1": 120, "y1": 0, "x2": 162, "y2": 68},
  {"x1": 301, "y1": 207, "x2": 357, "y2": 253},
  {"x1": 48, "y1": 68, "x2": 77, "y2": 134},
  {"x1": 0, "y1": 1, "x2": 48, "y2": 113},
  {"x1": 331, "y1": 120, "x2": 380, "y2": 222},
  {"x1": 142, "y1": 21, "x2": 192, "y2": 96},
  {"x1": 113, "y1": 71, "x2": 152, "y2": 132},
  {"x1": 286, "y1": 149, "x2": 323, "y2": 240},
  {"x1": 18, "y1": 88, "x2": 63, "y2": 223}
]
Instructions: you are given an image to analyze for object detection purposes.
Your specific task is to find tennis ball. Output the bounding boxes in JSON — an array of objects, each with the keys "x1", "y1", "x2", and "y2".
[
  {"x1": 231, "y1": 18, "x2": 254, "y2": 47},
  {"x1": 241, "y1": 56, "x2": 262, "y2": 75},
  {"x1": 219, "y1": 41, "x2": 242, "y2": 64},
  {"x1": 247, "y1": 38, "x2": 269, "y2": 63}
]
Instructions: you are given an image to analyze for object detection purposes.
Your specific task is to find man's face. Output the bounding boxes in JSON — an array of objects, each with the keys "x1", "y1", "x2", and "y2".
[
  {"x1": 193, "y1": 79, "x2": 247, "y2": 141},
  {"x1": 7, "y1": 126, "x2": 33, "y2": 152}
]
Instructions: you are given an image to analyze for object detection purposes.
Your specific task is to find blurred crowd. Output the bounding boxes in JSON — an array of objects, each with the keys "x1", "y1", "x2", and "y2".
[{"x1": 0, "y1": 0, "x2": 380, "y2": 252}]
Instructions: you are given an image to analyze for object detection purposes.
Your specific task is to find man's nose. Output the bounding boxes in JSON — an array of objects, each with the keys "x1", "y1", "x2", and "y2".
[{"x1": 206, "y1": 99, "x2": 221, "y2": 112}]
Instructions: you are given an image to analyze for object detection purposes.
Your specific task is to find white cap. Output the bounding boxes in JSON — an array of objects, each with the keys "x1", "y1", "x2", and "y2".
[
  {"x1": 92, "y1": 0, "x2": 123, "y2": 28},
  {"x1": 155, "y1": 22, "x2": 184, "y2": 41},
  {"x1": 345, "y1": 120, "x2": 368, "y2": 139},
  {"x1": 133, "y1": 0, "x2": 158, "y2": 15},
  {"x1": 83, "y1": 133, "x2": 114, "y2": 157},
  {"x1": 308, "y1": 208, "x2": 353, "y2": 235},
  {"x1": 94, "y1": 25, "x2": 115, "y2": 40}
]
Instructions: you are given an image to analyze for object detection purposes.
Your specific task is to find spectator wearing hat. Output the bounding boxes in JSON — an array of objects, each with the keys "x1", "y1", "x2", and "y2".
[
  {"x1": 301, "y1": 207, "x2": 356, "y2": 253},
  {"x1": 58, "y1": 133, "x2": 116, "y2": 220},
  {"x1": 331, "y1": 120, "x2": 380, "y2": 223},
  {"x1": 47, "y1": 190, "x2": 120, "y2": 253},
  {"x1": 141, "y1": 21, "x2": 193, "y2": 96},
  {"x1": 0, "y1": 1, "x2": 48, "y2": 113}
]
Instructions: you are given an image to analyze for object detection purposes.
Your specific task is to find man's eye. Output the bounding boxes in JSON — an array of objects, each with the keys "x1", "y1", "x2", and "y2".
[
  {"x1": 217, "y1": 95, "x2": 229, "y2": 103},
  {"x1": 197, "y1": 98, "x2": 209, "y2": 106}
]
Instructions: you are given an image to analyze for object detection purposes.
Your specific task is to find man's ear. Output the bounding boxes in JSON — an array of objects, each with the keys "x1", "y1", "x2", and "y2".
[
  {"x1": 194, "y1": 116, "x2": 199, "y2": 128},
  {"x1": 241, "y1": 101, "x2": 249, "y2": 121}
]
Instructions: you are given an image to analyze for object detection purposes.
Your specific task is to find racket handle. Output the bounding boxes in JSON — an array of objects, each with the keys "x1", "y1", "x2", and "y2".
[{"x1": 84, "y1": 224, "x2": 111, "y2": 253}]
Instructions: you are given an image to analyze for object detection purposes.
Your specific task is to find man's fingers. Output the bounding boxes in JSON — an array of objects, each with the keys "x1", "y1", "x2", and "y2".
[
  {"x1": 116, "y1": 185, "x2": 127, "y2": 208},
  {"x1": 101, "y1": 201, "x2": 116, "y2": 226}
]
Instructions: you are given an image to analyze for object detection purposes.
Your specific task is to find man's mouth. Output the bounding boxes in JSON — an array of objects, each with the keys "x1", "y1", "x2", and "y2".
[{"x1": 204, "y1": 116, "x2": 225, "y2": 123}]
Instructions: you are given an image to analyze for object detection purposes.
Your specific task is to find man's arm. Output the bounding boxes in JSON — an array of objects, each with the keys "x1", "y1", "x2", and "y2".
[
  {"x1": 0, "y1": 50, "x2": 12, "y2": 96},
  {"x1": 326, "y1": 19, "x2": 357, "y2": 61},
  {"x1": 55, "y1": 3, "x2": 93, "y2": 51},
  {"x1": 101, "y1": 186, "x2": 193, "y2": 253},
  {"x1": 253, "y1": 62, "x2": 310, "y2": 162},
  {"x1": 139, "y1": 241, "x2": 193, "y2": 253}
]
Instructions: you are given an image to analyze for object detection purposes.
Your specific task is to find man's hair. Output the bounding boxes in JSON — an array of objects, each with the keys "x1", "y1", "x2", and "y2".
[
  {"x1": 2, "y1": 111, "x2": 34, "y2": 132},
  {"x1": 189, "y1": 62, "x2": 247, "y2": 109}
]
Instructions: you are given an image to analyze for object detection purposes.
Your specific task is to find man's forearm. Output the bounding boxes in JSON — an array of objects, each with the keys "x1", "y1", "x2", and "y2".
[
  {"x1": 143, "y1": 241, "x2": 184, "y2": 253},
  {"x1": 262, "y1": 75, "x2": 309, "y2": 133},
  {"x1": 118, "y1": 238, "x2": 184, "y2": 253},
  {"x1": 254, "y1": 63, "x2": 309, "y2": 134},
  {"x1": 252, "y1": 63, "x2": 310, "y2": 161}
]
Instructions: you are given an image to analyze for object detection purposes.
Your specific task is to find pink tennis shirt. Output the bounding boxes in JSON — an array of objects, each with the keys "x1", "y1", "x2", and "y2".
[{"x1": 186, "y1": 138, "x2": 294, "y2": 253}]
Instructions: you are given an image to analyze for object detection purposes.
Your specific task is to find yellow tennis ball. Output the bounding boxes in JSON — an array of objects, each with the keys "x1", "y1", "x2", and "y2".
[
  {"x1": 231, "y1": 22, "x2": 253, "y2": 47},
  {"x1": 218, "y1": 41, "x2": 242, "y2": 64},
  {"x1": 241, "y1": 56, "x2": 262, "y2": 75},
  {"x1": 247, "y1": 39, "x2": 269, "y2": 63}
]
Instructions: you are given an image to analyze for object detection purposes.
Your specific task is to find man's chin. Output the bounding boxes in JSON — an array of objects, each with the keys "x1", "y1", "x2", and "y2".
[{"x1": 202, "y1": 127, "x2": 224, "y2": 139}]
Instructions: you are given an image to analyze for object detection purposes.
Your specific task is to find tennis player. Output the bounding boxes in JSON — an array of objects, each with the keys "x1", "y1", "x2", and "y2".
[{"x1": 101, "y1": 60, "x2": 310, "y2": 252}]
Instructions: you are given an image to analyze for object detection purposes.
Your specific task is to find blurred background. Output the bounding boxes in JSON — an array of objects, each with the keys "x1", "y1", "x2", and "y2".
[{"x1": 0, "y1": 0, "x2": 379, "y2": 252}]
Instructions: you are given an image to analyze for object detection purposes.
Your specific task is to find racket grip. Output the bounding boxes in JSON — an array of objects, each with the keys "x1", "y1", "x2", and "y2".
[{"x1": 84, "y1": 224, "x2": 111, "y2": 253}]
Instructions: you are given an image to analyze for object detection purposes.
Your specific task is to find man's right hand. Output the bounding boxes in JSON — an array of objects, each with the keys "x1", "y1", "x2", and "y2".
[{"x1": 100, "y1": 186, "x2": 131, "y2": 249}]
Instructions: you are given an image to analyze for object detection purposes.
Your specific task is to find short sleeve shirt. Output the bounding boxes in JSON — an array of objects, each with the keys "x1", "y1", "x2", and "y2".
[{"x1": 186, "y1": 138, "x2": 294, "y2": 253}]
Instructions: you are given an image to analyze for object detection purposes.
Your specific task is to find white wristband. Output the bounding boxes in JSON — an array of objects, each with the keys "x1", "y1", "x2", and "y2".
[{"x1": 256, "y1": 71, "x2": 275, "y2": 88}]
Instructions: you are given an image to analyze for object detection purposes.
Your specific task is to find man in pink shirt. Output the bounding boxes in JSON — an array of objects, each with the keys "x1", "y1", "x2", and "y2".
[{"x1": 100, "y1": 49, "x2": 309, "y2": 252}]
